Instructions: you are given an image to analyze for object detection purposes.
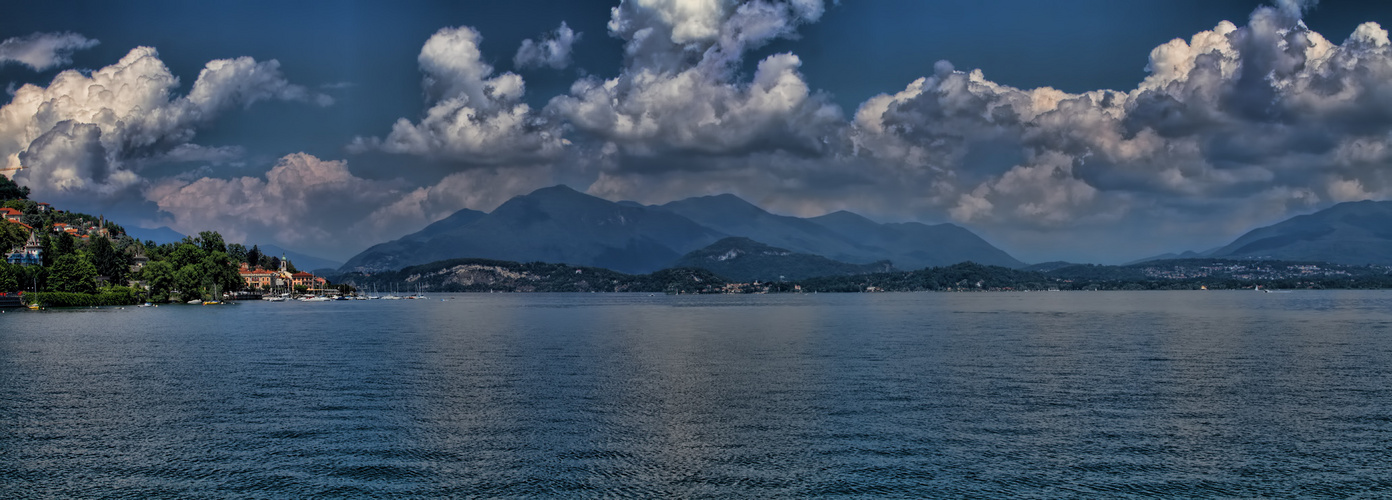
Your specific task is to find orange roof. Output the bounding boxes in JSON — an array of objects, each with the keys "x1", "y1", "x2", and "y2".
[
  {"x1": 291, "y1": 272, "x2": 314, "y2": 277},
  {"x1": 7, "y1": 221, "x2": 33, "y2": 230},
  {"x1": 0, "y1": 208, "x2": 20, "y2": 216}
]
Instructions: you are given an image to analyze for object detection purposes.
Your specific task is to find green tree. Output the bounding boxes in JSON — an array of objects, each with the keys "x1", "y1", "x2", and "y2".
[
  {"x1": 38, "y1": 232, "x2": 53, "y2": 267},
  {"x1": 49, "y1": 254, "x2": 99, "y2": 294},
  {"x1": 169, "y1": 243, "x2": 206, "y2": 270},
  {"x1": 174, "y1": 264, "x2": 205, "y2": 301},
  {"x1": 20, "y1": 265, "x2": 45, "y2": 292},
  {"x1": 202, "y1": 250, "x2": 242, "y2": 293},
  {"x1": 52, "y1": 232, "x2": 76, "y2": 260},
  {"x1": 246, "y1": 245, "x2": 262, "y2": 269},
  {"x1": 197, "y1": 231, "x2": 226, "y2": 254},
  {"x1": 0, "y1": 175, "x2": 28, "y2": 200},
  {"x1": 140, "y1": 260, "x2": 175, "y2": 302},
  {"x1": 0, "y1": 262, "x2": 19, "y2": 293},
  {"x1": 2, "y1": 199, "x2": 32, "y2": 211},
  {"x1": 0, "y1": 221, "x2": 26, "y2": 252},
  {"x1": 88, "y1": 236, "x2": 129, "y2": 285},
  {"x1": 227, "y1": 243, "x2": 247, "y2": 264}
]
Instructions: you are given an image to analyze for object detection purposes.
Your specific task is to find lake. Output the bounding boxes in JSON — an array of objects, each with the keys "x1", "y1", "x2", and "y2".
[{"x1": 2, "y1": 291, "x2": 1391, "y2": 498}]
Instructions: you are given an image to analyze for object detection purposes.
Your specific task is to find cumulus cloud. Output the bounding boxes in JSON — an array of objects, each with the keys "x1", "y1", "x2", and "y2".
[
  {"x1": 548, "y1": 0, "x2": 840, "y2": 162},
  {"x1": 514, "y1": 22, "x2": 581, "y2": 70},
  {"x1": 0, "y1": 32, "x2": 98, "y2": 71},
  {"x1": 349, "y1": 26, "x2": 565, "y2": 163},
  {"x1": 109, "y1": 0, "x2": 1392, "y2": 263},
  {"x1": 148, "y1": 153, "x2": 405, "y2": 251},
  {"x1": 1275, "y1": 0, "x2": 1318, "y2": 20},
  {"x1": 846, "y1": 4, "x2": 1392, "y2": 253},
  {"x1": 0, "y1": 46, "x2": 330, "y2": 203}
]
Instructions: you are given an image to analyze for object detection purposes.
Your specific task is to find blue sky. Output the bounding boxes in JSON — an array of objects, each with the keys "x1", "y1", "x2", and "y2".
[{"x1": 2, "y1": 0, "x2": 1391, "y2": 263}]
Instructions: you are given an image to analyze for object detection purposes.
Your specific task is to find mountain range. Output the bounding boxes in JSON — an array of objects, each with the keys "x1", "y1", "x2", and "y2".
[
  {"x1": 341, "y1": 185, "x2": 1024, "y2": 275},
  {"x1": 1129, "y1": 200, "x2": 1392, "y2": 266},
  {"x1": 136, "y1": 193, "x2": 1392, "y2": 280}
]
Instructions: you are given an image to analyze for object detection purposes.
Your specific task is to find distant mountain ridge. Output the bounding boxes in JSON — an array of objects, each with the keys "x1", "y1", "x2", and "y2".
[
  {"x1": 1131, "y1": 200, "x2": 1392, "y2": 266},
  {"x1": 343, "y1": 186, "x2": 723, "y2": 274},
  {"x1": 125, "y1": 226, "x2": 186, "y2": 245},
  {"x1": 1207, "y1": 200, "x2": 1392, "y2": 265},
  {"x1": 340, "y1": 185, "x2": 1023, "y2": 275}
]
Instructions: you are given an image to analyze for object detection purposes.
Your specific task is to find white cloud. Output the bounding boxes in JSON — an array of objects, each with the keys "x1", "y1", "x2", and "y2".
[
  {"x1": 549, "y1": 0, "x2": 839, "y2": 159},
  {"x1": 148, "y1": 153, "x2": 404, "y2": 253},
  {"x1": 0, "y1": 32, "x2": 98, "y2": 71},
  {"x1": 553, "y1": 52, "x2": 840, "y2": 156},
  {"x1": 514, "y1": 22, "x2": 581, "y2": 70},
  {"x1": 350, "y1": 26, "x2": 564, "y2": 164},
  {"x1": 844, "y1": 6, "x2": 1392, "y2": 246},
  {"x1": 1, "y1": 46, "x2": 329, "y2": 202}
]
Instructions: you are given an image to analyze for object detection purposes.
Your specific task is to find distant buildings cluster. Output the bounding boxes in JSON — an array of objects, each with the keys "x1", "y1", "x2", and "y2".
[
  {"x1": 1141, "y1": 263, "x2": 1352, "y2": 281},
  {"x1": 238, "y1": 260, "x2": 326, "y2": 292},
  {"x1": 4, "y1": 206, "x2": 121, "y2": 266}
]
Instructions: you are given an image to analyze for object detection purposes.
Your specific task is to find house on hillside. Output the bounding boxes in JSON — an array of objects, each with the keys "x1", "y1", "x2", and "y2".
[
  {"x1": 0, "y1": 207, "x2": 21, "y2": 223},
  {"x1": 5, "y1": 230, "x2": 42, "y2": 266}
]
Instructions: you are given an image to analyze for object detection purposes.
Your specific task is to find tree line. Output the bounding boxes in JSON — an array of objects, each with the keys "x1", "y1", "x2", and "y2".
[{"x1": 0, "y1": 197, "x2": 285, "y2": 304}]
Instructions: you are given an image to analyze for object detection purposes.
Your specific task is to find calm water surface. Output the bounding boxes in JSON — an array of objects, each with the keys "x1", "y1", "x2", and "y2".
[{"x1": 2, "y1": 291, "x2": 1391, "y2": 498}]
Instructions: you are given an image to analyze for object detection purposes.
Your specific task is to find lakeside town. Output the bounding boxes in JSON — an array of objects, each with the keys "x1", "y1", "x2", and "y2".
[{"x1": 1, "y1": 177, "x2": 344, "y2": 307}]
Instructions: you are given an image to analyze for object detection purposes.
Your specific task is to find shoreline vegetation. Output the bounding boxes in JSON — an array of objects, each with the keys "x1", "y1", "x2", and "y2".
[
  {"x1": 5, "y1": 181, "x2": 1391, "y2": 307},
  {"x1": 2, "y1": 193, "x2": 306, "y2": 307}
]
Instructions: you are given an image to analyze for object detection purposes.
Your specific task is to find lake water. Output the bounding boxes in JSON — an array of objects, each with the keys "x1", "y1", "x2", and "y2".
[{"x1": 2, "y1": 291, "x2": 1391, "y2": 498}]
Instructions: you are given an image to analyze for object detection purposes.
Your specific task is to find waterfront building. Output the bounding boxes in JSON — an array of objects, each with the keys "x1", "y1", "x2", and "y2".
[{"x1": 240, "y1": 258, "x2": 327, "y2": 293}]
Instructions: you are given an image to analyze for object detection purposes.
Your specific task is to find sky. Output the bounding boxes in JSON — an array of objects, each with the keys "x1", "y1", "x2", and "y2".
[{"x1": 2, "y1": 0, "x2": 1392, "y2": 264}]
